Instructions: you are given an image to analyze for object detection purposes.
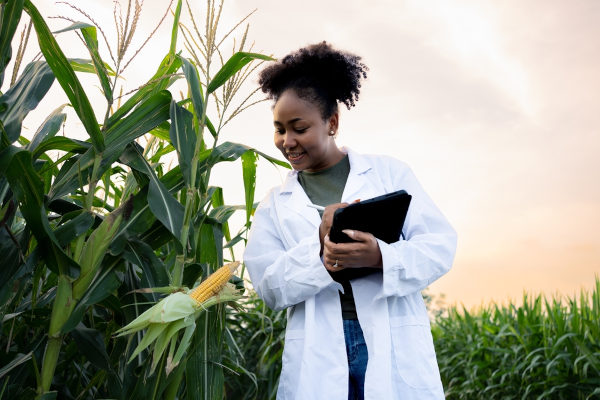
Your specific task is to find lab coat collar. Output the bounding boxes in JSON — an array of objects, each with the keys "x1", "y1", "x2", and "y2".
[{"x1": 278, "y1": 147, "x2": 373, "y2": 228}]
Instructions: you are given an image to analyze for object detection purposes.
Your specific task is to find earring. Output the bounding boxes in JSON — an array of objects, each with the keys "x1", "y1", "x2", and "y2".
[{"x1": 329, "y1": 130, "x2": 335, "y2": 136}]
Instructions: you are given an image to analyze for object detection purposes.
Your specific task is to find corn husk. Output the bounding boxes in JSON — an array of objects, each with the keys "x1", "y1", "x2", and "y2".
[{"x1": 116, "y1": 263, "x2": 242, "y2": 374}]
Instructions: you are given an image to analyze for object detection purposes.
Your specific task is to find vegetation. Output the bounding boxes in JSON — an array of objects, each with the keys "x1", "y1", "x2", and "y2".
[
  {"x1": 434, "y1": 278, "x2": 600, "y2": 399},
  {"x1": 0, "y1": 0, "x2": 281, "y2": 398}
]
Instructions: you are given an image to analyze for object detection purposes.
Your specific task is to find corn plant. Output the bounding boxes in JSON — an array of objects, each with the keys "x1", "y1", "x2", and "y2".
[
  {"x1": 0, "y1": 0, "x2": 282, "y2": 398},
  {"x1": 433, "y1": 278, "x2": 600, "y2": 399}
]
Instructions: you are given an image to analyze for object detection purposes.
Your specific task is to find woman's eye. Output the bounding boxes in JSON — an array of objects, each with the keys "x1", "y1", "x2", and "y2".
[
  {"x1": 295, "y1": 127, "x2": 308, "y2": 133},
  {"x1": 275, "y1": 128, "x2": 285, "y2": 134}
]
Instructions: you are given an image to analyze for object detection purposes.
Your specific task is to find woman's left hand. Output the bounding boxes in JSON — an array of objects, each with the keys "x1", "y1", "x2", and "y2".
[{"x1": 323, "y1": 229, "x2": 383, "y2": 272}]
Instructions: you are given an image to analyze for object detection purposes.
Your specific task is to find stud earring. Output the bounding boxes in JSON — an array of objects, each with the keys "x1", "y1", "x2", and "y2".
[{"x1": 329, "y1": 130, "x2": 335, "y2": 136}]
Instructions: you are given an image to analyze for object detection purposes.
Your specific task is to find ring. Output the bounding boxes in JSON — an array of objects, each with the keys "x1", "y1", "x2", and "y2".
[{"x1": 333, "y1": 259, "x2": 338, "y2": 268}]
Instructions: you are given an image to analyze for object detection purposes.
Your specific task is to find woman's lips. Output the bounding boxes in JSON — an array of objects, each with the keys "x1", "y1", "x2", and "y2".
[{"x1": 286, "y1": 152, "x2": 306, "y2": 162}]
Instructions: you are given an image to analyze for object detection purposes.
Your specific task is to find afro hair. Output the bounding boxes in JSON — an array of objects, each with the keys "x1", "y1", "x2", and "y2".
[{"x1": 258, "y1": 41, "x2": 368, "y2": 119}]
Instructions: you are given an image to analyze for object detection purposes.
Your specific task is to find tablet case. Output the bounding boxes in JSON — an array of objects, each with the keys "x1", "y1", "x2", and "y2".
[
  {"x1": 329, "y1": 190, "x2": 411, "y2": 244},
  {"x1": 328, "y1": 190, "x2": 411, "y2": 282}
]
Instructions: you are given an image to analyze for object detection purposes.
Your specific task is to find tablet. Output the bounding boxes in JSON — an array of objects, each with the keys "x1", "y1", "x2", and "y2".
[{"x1": 329, "y1": 190, "x2": 411, "y2": 244}]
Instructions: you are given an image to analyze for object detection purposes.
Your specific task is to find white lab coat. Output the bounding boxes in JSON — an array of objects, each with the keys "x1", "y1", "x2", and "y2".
[{"x1": 243, "y1": 148, "x2": 457, "y2": 399}]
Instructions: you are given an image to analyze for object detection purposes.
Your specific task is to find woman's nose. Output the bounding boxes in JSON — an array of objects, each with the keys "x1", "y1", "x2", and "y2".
[{"x1": 282, "y1": 133, "x2": 296, "y2": 149}]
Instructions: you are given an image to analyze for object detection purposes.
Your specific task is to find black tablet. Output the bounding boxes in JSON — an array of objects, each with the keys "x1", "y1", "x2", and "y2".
[{"x1": 329, "y1": 190, "x2": 412, "y2": 244}]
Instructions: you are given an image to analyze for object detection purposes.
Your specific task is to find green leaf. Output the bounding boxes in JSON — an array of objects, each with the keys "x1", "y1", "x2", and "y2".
[
  {"x1": 241, "y1": 150, "x2": 257, "y2": 225},
  {"x1": 207, "y1": 51, "x2": 274, "y2": 94},
  {"x1": 122, "y1": 239, "x2": 170, "y2": 297},
  {"x1": 170, "y1": 0, "x2": 183, "y2": 57},
  {"x1": 0, "y1": 146, "x2": 79, "y2": 276},
  {"x1": 69, "y1": 58, "x2": 115, "y2": 76},
  {"x1": 24, "y1": 0, "x2": 104, "y2": 151},
  {"x1": 0, "y1": 61, "x2": 54, "y2": 145},
  {"x1": 186, "y1": 309, "x2": 225, "y2": 400},
  {"x1": 53, "y1": 210, "x2": 95, "y2": 247},
  {"x1": 0, "y1": 0, "x2": 24, "y2": 86},
  {"x1": 211, "y1": 141, "x2": 289, "y2": 168},
  {"x1": 71, "y1": 324, "x2": 112, "y2": 371},
  {"x1": 80, "y1": 25, "x2": 112, "y2": 101},
  {"x1": 27, "y1": 105, "x2": 67, "y2": 152},
  {"x1": 32, "y1": 136, "x2": 90, "y2": 160},
  {"x1": 48, "y1": 90, "x2": 171, "y2": 201},
  {"x1": 0, "y1": 351, "x2": 32, "y2": 380},
  {"x1": 179, "y1": 56, "x2": 204, "y2": 120},
  {"x1": 196, "y1": 221, "x2": 222, "y2": 269},
  {"x1": 52, "y1": 21, "x2": 93, "y2": 34},
  {"x1": 169, "y1": 100, "x2": 196, "y2": 187},
  {"x1": 127, "y1": 145, "x2": 184, "y2": 242}
]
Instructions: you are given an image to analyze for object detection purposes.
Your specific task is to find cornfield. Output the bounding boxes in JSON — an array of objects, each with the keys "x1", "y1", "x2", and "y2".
[{"x1": 434, "y1": 278, "x2": 600, "y2": 399}]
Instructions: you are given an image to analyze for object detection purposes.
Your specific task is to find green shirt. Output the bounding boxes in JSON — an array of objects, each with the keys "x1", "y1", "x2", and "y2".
[{"x1": 297, "y1": 155, "x2": 358, "y2": 320}]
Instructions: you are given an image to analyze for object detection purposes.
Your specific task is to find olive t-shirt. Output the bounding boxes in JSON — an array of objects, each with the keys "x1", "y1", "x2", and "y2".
[{"x1": 297, "y1": 155, "x2": 358, "y2": 320}]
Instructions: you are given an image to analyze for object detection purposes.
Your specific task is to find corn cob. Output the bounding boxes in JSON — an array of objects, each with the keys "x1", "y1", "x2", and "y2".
[{"x1": 189, "y1": 261, "x2": 240, "y2": 304}]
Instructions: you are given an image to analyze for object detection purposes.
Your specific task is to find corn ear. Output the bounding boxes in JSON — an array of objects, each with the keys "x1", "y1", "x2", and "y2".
[
  {"x1": 116, "y1": 261, "x2": 243, "y2": 375},
  {"x1": 189, "y1": 261, "x2": 240, "y2": 304}
]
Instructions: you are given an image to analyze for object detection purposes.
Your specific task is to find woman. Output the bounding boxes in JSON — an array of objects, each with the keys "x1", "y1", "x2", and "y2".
[{"x1": 243, "y1": 42, "x2": 457, "y2": 400}]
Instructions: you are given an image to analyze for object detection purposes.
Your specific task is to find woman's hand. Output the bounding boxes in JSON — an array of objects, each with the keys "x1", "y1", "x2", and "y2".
[
  {"x1": 323, "y1": 229, "x2": 383, "y2": 272},
  {"x1": 319, "y1": 202, "x2": 349, "y2": 252}
]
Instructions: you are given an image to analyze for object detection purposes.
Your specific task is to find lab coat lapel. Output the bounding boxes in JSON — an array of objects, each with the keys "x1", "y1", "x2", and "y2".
[
  {"x1": 279, "y1": 170, "x2": 321, "y2": 229},
  {"x1": 341, "y1": 148, "x2": 377, "y2": 203}
]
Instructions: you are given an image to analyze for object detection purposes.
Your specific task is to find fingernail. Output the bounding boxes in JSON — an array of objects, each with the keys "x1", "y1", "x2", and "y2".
[{"x1": 342, "y1": 229, "x2": 354, "y2": 238}]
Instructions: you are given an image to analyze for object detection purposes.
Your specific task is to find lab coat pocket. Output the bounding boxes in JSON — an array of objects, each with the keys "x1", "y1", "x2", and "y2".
[
  {"x1": 280, "y1": 329, "x2": 305, "y2": 399},
  {"x1": 389, "y1": 315, "x2": 441, "y2": 390}
]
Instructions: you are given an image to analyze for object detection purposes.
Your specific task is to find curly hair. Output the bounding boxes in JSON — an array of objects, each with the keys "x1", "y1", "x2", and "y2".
[{"x1": 258, "y1": 41, "x2": 368, "y2": 119}]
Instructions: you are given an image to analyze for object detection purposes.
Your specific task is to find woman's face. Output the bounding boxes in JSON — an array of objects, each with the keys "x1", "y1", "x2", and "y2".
[{"x1": 273, "y1": 89, "x2": 342, "y2": 172}]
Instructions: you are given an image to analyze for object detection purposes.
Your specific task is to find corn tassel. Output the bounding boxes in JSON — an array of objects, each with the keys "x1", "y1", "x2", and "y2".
[{"x1": 189, "y1": 261, "x2": 239, "y2": 304}]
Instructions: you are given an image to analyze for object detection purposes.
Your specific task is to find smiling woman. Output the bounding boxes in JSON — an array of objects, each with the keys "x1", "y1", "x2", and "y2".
[{"x1": 243, "y1": 42, "x2": 458, "y2": 400}]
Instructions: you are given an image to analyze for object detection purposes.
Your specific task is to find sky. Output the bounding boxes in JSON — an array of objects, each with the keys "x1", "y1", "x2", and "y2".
[{"x1": 10, "y1": 0, "x2": 600, "y2": 309}]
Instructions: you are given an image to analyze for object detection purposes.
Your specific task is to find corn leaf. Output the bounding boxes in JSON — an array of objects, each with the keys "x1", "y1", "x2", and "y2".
[
  {"x1": 27, "y1": 105, "x2": 67, "y2": 152},
  {"x1": 48, "y1": 90, "x2": 171, "y2": 201},
  {"x1": 0, "y1": 0, "x2": 23, "y2": 86},
  {"x1": 169, "y1": 100, "x2": 196, "y2": 187},
  {"x1": 125, "y1": 144, "x2": 184, "y2": 243},
  {"x1": 0, "y1": 351, "x2": 32, "y2": 380},
  {"x1": 179, "y1": 56, "x2": 204, "y2": 124},
  {"x1": 0, "y1": 146, "x2": 79, "y2": 276},
  {"x1": 32, "y1": 136, "x2": 90, "y2": 160},
  {"x1": 241, "y1": 150, "x2": 257, "y2": 225},
  {"x1": 24, "y1": 0, "x2": 104, "y2": 152},
  {"x1": 210, "y1": 141, "x2": 289, "y2": 168},
  {"x1": 0, "y1": 61, "x2": 54, "y2": 145},
  {"x1": 53, "y1": 209, "x2": 94, "y2": 247},
  {"x1": 207, "y1": 52, "x2": 274, "y2": 94},
  {"x1": 79, "y1": 25, "x2": 112, "y2": 101},
  {"x1": 71, "y1": 325, "x2": 112, "y2": 371},
  {"x1": 122, "y1": 239, "x2": 170, "y2": 299}
]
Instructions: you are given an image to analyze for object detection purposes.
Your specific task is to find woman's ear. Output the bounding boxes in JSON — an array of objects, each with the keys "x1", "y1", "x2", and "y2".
[{"x1": 328, "y1": 112, "x2": 339, "y2": 135}]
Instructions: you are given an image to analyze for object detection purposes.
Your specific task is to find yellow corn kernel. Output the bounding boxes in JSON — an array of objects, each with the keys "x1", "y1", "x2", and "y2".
[{"x1": 189, "y1": 261, "x2": 240, "y2": 304}]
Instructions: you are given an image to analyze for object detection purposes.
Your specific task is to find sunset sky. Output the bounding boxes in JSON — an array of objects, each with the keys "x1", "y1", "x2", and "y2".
[{"x1": 15, "y1": 0, "x2": 600, "y2": 309}]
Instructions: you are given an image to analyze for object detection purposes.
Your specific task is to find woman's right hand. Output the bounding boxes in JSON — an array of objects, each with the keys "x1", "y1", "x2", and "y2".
[{"x1": 319, "y1": 202, "x2": 349, "y2": 253}]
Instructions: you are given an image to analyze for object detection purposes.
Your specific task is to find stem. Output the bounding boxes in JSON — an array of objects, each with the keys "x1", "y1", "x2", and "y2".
[{"x1": 38, "y1": 275, "x2": 74, "y2": 397}]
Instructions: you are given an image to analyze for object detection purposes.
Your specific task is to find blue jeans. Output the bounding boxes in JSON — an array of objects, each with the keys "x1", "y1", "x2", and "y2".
[{"x1": 343, "y1": 319, "x2": 368, "y2": 400}]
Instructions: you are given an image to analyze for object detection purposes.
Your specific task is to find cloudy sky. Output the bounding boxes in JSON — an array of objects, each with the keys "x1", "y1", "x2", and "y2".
[{"x1": 14, "y1": 0, "x2": 600, "y2": 309}]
